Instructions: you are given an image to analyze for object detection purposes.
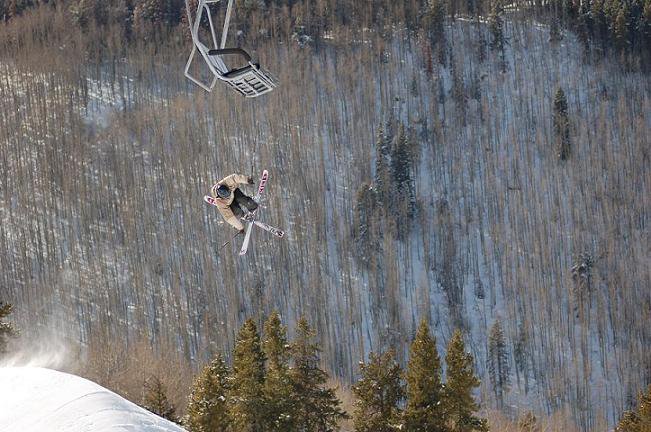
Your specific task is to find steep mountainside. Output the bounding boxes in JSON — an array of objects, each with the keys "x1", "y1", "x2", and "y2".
[{"x1": 0, "y1": 9, "x2": 648, "y2": 429}]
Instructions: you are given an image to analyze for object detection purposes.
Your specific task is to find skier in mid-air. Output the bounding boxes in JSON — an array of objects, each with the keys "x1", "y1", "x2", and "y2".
[{"x1": 210, "y1": 173, "x2": 259, "y2": 233}]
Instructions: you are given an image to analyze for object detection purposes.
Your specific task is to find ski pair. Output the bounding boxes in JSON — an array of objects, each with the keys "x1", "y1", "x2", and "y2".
[
  {"x1": 204, "y1": 170, "x2": 284, "y2": 255},
  {"x1": 239, "y1": 170, "x2": 268, "y2": 255}
]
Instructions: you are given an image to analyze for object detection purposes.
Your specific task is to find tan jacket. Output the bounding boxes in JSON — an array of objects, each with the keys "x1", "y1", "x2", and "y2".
[{"x1": 211, "y1": 174, "x2": 250, "y2": 231}]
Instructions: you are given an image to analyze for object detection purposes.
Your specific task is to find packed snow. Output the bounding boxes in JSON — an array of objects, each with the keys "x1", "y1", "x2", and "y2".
[{"x1": 0, "y1": 367, "x2": 186, "y2": 432}]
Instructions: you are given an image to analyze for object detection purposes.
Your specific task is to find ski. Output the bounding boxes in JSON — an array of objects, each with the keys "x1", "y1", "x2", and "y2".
[
  {"x1": 203, "y1": 195, "x2": 219, "y2": 206},
  {"x1": 253, "y1": 220, "x2": 285, "y2": 238},
  {"x1": 238, "y1": 216, "x2": 285, "y2": 238},
  {"x1": 239, "y1": 170, "x2": 268, "y2": 256},
  {"x1": 241, "y1": 213, "x2": 285, "y2": 238}
]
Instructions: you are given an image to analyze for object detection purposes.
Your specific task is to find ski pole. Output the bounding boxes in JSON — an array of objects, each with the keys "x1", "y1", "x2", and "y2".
[{"x1": 220, "y1": 230, "x2": 242, "y2": 250}]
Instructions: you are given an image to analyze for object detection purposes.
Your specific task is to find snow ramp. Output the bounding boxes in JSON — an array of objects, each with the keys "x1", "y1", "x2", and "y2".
[{"x1": 0, "y1": 367, "x2": 186, "y2": 432}]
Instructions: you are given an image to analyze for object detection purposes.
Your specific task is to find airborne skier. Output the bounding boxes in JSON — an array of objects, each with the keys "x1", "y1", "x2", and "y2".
[
  {"x1": 204, "y1": 170, "x2": 283, "y2": 255},
  {"x1": 210, "y1": 173, "x2": 259, "y2": 233}
]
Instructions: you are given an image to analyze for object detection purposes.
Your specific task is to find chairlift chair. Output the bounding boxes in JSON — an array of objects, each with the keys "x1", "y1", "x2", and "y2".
[{"x1": 184, "y1": 0, "x2": 277, "y2": 97}]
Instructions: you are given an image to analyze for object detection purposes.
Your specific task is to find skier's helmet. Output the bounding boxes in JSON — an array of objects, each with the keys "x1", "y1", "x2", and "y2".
[{"x1": 215, "y1": 184, "x2": 231, "y2": 199}]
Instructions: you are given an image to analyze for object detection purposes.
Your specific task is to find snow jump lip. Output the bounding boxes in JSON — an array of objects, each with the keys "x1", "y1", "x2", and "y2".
[{"x1": 0, "y1": 367, "x2": 186, "y2": 432}]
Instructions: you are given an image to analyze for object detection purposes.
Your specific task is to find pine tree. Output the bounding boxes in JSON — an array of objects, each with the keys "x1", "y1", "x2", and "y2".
[
  {"x1": 142, "y1": 375, "x2": 177, "y2": 423},
  {"x1": 133, "y1": 0, "x2": 166, "y2": 32},
  {"x1": 451, "y1": 59, "x2": 468, "y2": 122},
  {"x1": 291, "y1": 317, "x2": 348, "y2": 431},
  {"x1": 391, "y1": 123, "x2": 414, "y2": 195},
  {"x1": 488, "y1": 4, "x2": 507, "y2": 71},
  {"x1": 616, "y1": 385, "x2": 651, "y2": 432},
  {"x1": 403, "y1": 319, "x2": 446, "y2": 432},
  {"x1": 553, "y1": 87, "x2": 571, "y2": 160},
  {"x1": 590, "y1": 0, "x2": 607, "y2": 42},
  {"x1": 110, "y1": 0, "x2": 134, "y2": 39},
  {"x1": 354, "y1": 183, "x2": 379, "y2": 265},
  {"x1": 422, "y1": 0, "x2": 445, "y2": 45},
  {"x1": 513, "y1": 328, "x2": 529, "y2": 393},
  {"x1": 437, "y1": 198, "x2": 462, "y2": 324},
  {"x1": 375, "y1": 125, "x2": 393, "y2": 208},
  {"x1": 549, "y1": 13, "x2": 563, "y2": 43},
  {"x1": 487, "y1": 319, "x2": 510, "y2": 409},
  {"x1": 263, "y1": 311, "x2": 295, "y2": 431},
  {"x1": 69, "y1": 0, "x2": 101, "y2": 28},
  {"x1": 185, "y1": 355, "x2": 232, "y2": 432},
  {"x1": 571, "y1": 252, "x2": 594, "y2": 318},
  {"x1": 443, "y1": 330, "x2": 488, "y2": 432},
  {"x1": 422, "y1": 0, "x2": 447, "y2": 64},
  {"x1": 613, "y1": 4, "x2": 631, "y2": 49},
  {"x1": 0, "y1": 302, "x2": 18, "y2": 356},
  {"x1": 518, "y1": 411, "x2": 540, "y2": 432},
  {"x1": 411, "y1": 73, "x2": 420, "y2": 97},
  {"x1": 352, "y1": 350, "x2": 404, "y2": 432},
  {"x1": 231, "y1": 319, "x2": 267, "y2": 432},
  {"x1": 391, "y1": 123, "x2": 416, "y2": 240}
]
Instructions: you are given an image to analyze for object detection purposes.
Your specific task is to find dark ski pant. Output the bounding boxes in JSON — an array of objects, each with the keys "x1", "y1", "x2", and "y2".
[{"x1": 230, "y1": 188, "x2": 258, "y2": 219}]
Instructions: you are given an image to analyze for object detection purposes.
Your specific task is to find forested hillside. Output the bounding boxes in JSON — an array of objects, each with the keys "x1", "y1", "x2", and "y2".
[{"x1": 0, "y1": 1, "x2": 649, "y2": 430}]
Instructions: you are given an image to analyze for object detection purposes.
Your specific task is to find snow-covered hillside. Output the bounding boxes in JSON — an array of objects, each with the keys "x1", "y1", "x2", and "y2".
[
  {"x1": 1, "y1": 12, "x2": 649, "y2": 429},
  {"x1": 0, "y1": 367, "x2": 186, "y2": 432}
]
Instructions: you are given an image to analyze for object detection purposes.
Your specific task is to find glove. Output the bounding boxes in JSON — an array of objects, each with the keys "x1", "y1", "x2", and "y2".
[
  {"x1": 247, "y1": 176, "x2": 254, "y2": 185},
  {"x1": 239, "y1": 228, "x2": 245, "y2": 234}
]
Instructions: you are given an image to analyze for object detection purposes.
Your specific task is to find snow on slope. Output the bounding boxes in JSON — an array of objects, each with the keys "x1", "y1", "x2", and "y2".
[{"x1": 0, "y1": 367, "x2": 186, "y2": 432}]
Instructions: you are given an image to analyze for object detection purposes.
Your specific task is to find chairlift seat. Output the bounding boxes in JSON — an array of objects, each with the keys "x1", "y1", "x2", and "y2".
[
  {"x1": 184, "y1": 0, "x2": 277, "y2": 97},
  {"x1": 208, "y1": 48, "x2": 277, "y2": 97}
]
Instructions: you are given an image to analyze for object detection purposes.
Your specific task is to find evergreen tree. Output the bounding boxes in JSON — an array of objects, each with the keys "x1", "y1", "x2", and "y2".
[
  {"x1": 451, "y1": 59, "x2": 468, "y2": 122},
  {"x1": 403, "y1": 319, "x2": 446, "y2": 432},
  {"x1": 0, "y1": 302, "x2": 18, "y2": 356},
  {"x1": 391, "y1": 123, "x2": 414, "y2": 192},
  {"x1": 133, "y1": 0, "x2": 166, "y2": 32},
  {"x1": 291, "y1": 317, "x2": 347, "y2": 431},
  {"x1": 391, "y1": 123, "x2": 416, "y2": 239},
  {"x1": 571, "y1": 252, "x2": 594, "y2": 318},
  {"x1": 375, "y1": 125, "x2": 393, "y2": 208},
  {"x1": 411, "y1": 73, "x2": 420, "y2": 97},
  {"x1": 553, "y1": 87, "x2": 571, "y2": 160},
  {"x1": 142, "y1": 375, "x2": 177, "y2": 423},
  {"x1": 185, "y1": 355, "x2": 232, "y2": 432},
  {"x1": 354, "y1": 183, "x2": 379, "y2": 265},
  {"x1": 231, "y1": 319, "x2": 267, "y2": 432},
  {"x1": 616, "y1": 385, "x2": 651, "y2": 432},
  {"x1": 109, "y1": 0, "x2": 134, "y2": 39},
  {"x1": 590, "y1": 0, "x2": 608, "y2": 42},
  {"x1": 423, "y1": 0, "x2": 447, "y2": 64},
  {"x1": 613, "y1": 4, "x2": 631, "y2": 49},
  {"x1": 263, "y1": 311, "x2": 295, "y2": 431},
  {"x1": 69, "y1": 0, "x2": 105, "y2": 28},
  {"x1": 488, "y1": 4, "x2": 507, "y2": 71},
  {"x1": 443, "y1": 330, "x2": 488, "y2": 432},
  {"x1": 352, "y1": 350, "x2": 404, "y2": 432},
  {"x1": 437, "y1": 198, "x2": 462, "y2": 323},
  {"x1": 518, "y1": 411, "x2": 540, "y2": 432},
  {"x1": 513, "y1": 328, "x2": 529, "y2": 393},
  {"x1": 549, "y1": 16, "x2": 563, "y2": 44},
  {"x1": 487, "y1": 319, "x2": 510, "y2": 409}
]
